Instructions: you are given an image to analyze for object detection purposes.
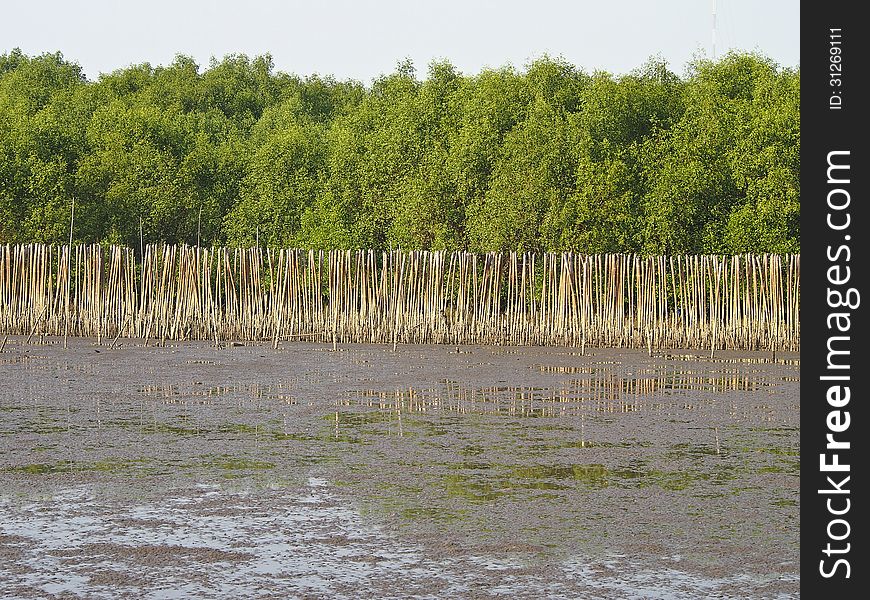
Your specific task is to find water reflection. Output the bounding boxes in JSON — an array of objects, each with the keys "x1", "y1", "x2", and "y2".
[
  {"x1": 138, "y1": 382, "x2": 296, "y2": 404},
  {"x1": 338, "y1": 362, "x2": 777, "y2": 420}
]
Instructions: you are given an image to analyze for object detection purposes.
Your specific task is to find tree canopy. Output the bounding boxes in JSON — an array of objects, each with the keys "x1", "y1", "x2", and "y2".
[{"x1": 0, "y1": 48, "x2": 799, "y2": 253}]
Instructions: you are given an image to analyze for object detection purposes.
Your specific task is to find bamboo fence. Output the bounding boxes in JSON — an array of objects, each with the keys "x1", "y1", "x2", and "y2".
[{"x1": 0, "y1": 244, "x2": 800, "y2": 351}]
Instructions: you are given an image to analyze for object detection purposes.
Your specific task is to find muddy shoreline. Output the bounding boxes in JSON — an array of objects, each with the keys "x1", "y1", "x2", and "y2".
[{"x1": 1, "y1": 336, "x2": 799, "y2": 598}]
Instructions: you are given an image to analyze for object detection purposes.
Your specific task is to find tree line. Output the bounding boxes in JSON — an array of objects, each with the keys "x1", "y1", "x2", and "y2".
[{"x1": 0, "y1": 48, "x2": 799, "y2": 254}]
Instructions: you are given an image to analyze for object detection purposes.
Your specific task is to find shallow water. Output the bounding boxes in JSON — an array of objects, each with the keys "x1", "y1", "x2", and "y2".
[{"x1": 0, "y1": 337, "x2": 799, "y2": 598}]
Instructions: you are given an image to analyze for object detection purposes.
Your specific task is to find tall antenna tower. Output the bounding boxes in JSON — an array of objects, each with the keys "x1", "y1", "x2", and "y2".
[{"x1": 712, "y1": 0, "x2": 717, "y2": 60}]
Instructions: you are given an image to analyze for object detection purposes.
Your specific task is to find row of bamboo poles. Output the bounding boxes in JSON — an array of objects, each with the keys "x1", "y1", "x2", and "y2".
[{"x1": 0, "y1": 244, "x2": 799, "y2": 351}]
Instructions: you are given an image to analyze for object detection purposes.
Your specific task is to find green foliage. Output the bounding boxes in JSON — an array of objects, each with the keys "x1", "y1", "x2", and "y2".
[
  {"x1": 467, "y1": 97, "x2": 576, "y2": 252},
  {"x1": 0, "y1": 48, "x2": 799, "y2": 253},
  {"x1": 224, "y1": 120, "x2": 327, "y2": 246}
]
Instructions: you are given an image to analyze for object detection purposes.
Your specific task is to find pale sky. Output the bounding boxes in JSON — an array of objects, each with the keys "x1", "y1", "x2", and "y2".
[{"x1": 3, "y1": 0, "x2": 799, "y2": 81}]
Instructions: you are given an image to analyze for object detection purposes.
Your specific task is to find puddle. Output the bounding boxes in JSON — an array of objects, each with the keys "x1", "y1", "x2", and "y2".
[{"x1": 1, "y1": 478, "x2": 788, "y2": 599}]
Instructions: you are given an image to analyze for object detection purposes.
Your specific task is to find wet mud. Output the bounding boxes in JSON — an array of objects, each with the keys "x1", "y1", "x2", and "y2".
[{"x1": 0, "y1": 336, "x2": 799, "y2": 598}]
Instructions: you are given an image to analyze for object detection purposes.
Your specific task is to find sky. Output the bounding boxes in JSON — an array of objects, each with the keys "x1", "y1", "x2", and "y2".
[{"x1": 3, "y1": 0, "x2": 799, "y2": 82}]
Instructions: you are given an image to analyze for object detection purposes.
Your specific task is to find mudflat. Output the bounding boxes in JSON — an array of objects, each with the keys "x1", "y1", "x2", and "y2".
[{"x1": 0, "y1": 337, "x2": 799, "y2": 598}]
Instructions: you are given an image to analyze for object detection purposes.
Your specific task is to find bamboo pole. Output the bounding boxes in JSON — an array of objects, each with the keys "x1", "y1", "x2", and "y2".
[{"x1": 0, "y1": 244, "x2": 800, "y2": 352}]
